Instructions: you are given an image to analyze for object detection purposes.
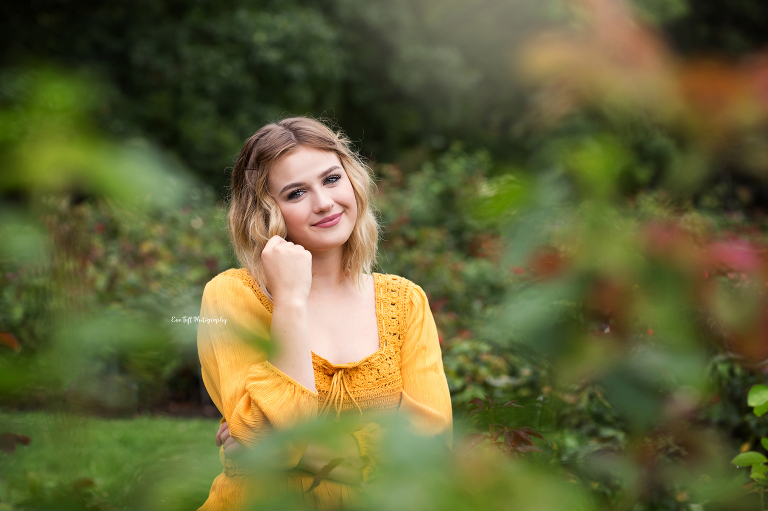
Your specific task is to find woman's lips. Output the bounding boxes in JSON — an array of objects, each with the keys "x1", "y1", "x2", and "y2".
[{"x1": 313, "y1": 212, "x2": 342, "y2": 227}]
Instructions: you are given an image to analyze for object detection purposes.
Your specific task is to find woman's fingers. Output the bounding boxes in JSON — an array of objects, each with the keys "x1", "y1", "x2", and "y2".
[
  {"x1": 216, "y1": 421, "x2": 229, "y2": 447},
  {"x1": 263, "y1": 235, "x2": 286, "y2": 251},
  {"x1": 215, "y1": 420, "x2": 242, "y2": 454},
  {"x1": 223, "y1": 435, "x2": 240, "y2": 452},
  {"x1": 261, "y1": 234, "x2": 312, "y2": 304},
  {"x1": 220, "y1": 427, "x2": 231, "y2": 445}
]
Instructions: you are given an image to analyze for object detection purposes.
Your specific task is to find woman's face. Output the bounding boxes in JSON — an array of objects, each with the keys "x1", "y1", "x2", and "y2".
[{"x1": 268, "y1": 146, "x2": 357, "y2": 253}]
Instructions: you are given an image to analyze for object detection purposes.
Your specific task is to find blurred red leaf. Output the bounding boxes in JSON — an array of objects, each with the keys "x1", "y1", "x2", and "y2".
[
  {"x1": 467, "y1": 398, "x2": 486, "y2": 408},
  {"x1": 678, "y1": 60, "x2": 752, "y2": 121},
  {"x1": 528, "y1": 246, "x2": 565, "y2": 278},
  {"x1": 586, "y1": 278, "x2": 634, "y2": 336},
  {"x1": 505, "y1": 430, "x2": 516, "y2": 449},
  {"x1": 643, "y1": 221, "x2": 699, "y2": 265},
  {"x1": 0, "y1": 332, "x2": 20, "y2": 352},
  {"x1": 0, "y1": 433, "x2": 31, "y2": 454},
  {"x1": 519, "y1": 427, "x2": 546, "y2": 441},
  {"x1": 513, "y1": 429, "x2": 534, "y2": 446},
  {"x1": 706, "y1": 239, "x2": 761, "y2": 273}
]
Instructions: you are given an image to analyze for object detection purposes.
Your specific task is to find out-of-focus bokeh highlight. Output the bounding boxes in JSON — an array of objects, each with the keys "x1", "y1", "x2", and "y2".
[{"x1": 3, "y1": 0, "x2": 768, "y2": 509}]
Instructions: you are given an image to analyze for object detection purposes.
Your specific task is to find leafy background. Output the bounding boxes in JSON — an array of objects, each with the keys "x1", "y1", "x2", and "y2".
[{"x1": 3, "y1": 0, "x2": 768, "y2": 509}]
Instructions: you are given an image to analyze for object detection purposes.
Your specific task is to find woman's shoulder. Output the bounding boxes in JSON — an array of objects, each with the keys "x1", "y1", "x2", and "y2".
[
  {"x1": 205, "y1": 268, "x2": 273, "y2": 313},
  {"x1": 374, "y1": 271, "x2": 414, "y2": 292},
  {"x1": 373, "y1": 272, "x2": 429, "y2": 309}
]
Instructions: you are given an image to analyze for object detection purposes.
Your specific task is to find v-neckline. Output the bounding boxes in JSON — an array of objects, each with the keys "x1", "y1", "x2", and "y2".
[{"x1": 310, "y1": 272, "x2": 385, "y2": 369}]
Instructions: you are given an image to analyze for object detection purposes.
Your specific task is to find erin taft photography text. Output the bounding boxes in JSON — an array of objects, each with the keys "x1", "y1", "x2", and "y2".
[{"x1": 171, "y1": 316, "x2": 227, "y2": 325}]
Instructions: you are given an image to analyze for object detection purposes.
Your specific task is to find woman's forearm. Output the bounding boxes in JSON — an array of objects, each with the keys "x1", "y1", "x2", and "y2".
[
  {"x1": 269, "y1": 299, "x2": 316, "y2": 392},
  {"x1": 296, "y1": 435, "x2": 363, "y2": 486}
]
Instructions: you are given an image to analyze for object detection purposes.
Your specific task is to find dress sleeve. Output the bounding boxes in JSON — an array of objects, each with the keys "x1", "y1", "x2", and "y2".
[
  {"x1": 397, "y1": 284, "x2": 454, "y2": 449},
  {"x1": 197, "y1": 274, "x2": 319, "y2": 469}
]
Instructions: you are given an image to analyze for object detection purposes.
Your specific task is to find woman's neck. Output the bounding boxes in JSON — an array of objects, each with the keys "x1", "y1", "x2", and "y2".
[{"x1": 308, "y1": 246, "x2": 349, "y2": 293}]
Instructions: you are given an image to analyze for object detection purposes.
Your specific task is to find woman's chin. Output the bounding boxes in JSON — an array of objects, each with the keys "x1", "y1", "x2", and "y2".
[{"x1": 298, "y1": 234, "x2": 352, "y2": 254}]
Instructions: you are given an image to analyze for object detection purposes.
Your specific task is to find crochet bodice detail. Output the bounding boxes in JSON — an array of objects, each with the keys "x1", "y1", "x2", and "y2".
[{"x1": 219, "y1": 268, "x2": 415, "y2": 419}]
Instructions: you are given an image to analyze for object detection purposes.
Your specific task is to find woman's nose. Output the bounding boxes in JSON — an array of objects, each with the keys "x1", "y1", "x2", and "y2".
[{"x1": 313, "y1": 188, "x2": 334, "y2": 212}]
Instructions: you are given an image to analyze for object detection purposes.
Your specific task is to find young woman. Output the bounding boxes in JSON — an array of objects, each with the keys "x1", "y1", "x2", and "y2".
[{"x1": 196, "y1": 117, "x2": 453, "y2": 510}]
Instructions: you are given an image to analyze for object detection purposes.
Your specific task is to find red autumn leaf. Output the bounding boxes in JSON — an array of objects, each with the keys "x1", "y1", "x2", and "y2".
[
  {"x1": 467, "y1": 398, "x2": 486, "y2": 409},
  {"x1": 0, "y1": 332, "x2": 20, "y2": 352},
  {"x1": 519, "y1": 427, "x2": 546, "y2": 441},
  {"x1": 513, "y1": 429, "x2": 534, "y2": 446}
]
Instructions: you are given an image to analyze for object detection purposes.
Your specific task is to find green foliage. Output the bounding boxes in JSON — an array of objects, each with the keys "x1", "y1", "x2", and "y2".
[
  {"x1": 729, "y1": 384, "x2": 768, "y2": 508},
  {"x1": 0, "y1": 1, "x2": 347, "y2": 188},
  {"x1": 0, "y1": 191, "x2": 235, "y2": 411},
  {"x1": 5, "y1": 1, "x2": 768, "y2": 510},
  {"x1": 0, "y1": 67, "x2": 226, "y2": 412},
  {"x1": 630, "y1": 0, "x2": 690, "y2": 25},
  {"x1": 0, "y1": 412, "x2": 221, "y2": 510},
  {"x1": 732, "y1": 451, "x2": 768, "y2": 467},
  {"x1": 749, "y1": 386, "x2": 768, "y2": 408}
]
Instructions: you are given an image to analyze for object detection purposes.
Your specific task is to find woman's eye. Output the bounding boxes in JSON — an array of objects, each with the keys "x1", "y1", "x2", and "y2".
[
  {"x1": 286, "y1": 175, "x2": 339, "y2": 200},
  {"x1": 287, "y1": 189, "x2": 305, "y2": 200}
]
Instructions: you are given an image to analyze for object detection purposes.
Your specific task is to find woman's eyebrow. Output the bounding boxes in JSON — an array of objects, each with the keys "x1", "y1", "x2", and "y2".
[{"x1": 279, "y1": 166, "x2": 341, "y2": 195}]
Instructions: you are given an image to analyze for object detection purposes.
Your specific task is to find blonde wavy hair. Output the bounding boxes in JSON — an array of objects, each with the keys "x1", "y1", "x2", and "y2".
[{"x1": 227, "y1": 117, "x2": 379, "y2": 298}]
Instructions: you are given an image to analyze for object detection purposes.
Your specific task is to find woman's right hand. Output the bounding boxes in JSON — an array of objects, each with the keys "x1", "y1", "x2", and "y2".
[{"x1": 261, "y1": 235, "x2": 312, "y2": 305}]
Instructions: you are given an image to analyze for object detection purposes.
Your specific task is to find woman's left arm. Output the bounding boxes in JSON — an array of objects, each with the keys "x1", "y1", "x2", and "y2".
[{"x1": 397, "y1": 284, "x2": 454, "y2": 449}]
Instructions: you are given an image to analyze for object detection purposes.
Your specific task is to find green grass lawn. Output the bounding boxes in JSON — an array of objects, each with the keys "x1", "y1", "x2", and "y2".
[{"x1": 0, "y1": 411, "x2": 223, "y2": 511}]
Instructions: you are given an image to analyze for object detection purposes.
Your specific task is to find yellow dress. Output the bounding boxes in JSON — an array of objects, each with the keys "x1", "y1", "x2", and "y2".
[{"x1": 196, "y1": 269, "x2": 453, "y2": 510}]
